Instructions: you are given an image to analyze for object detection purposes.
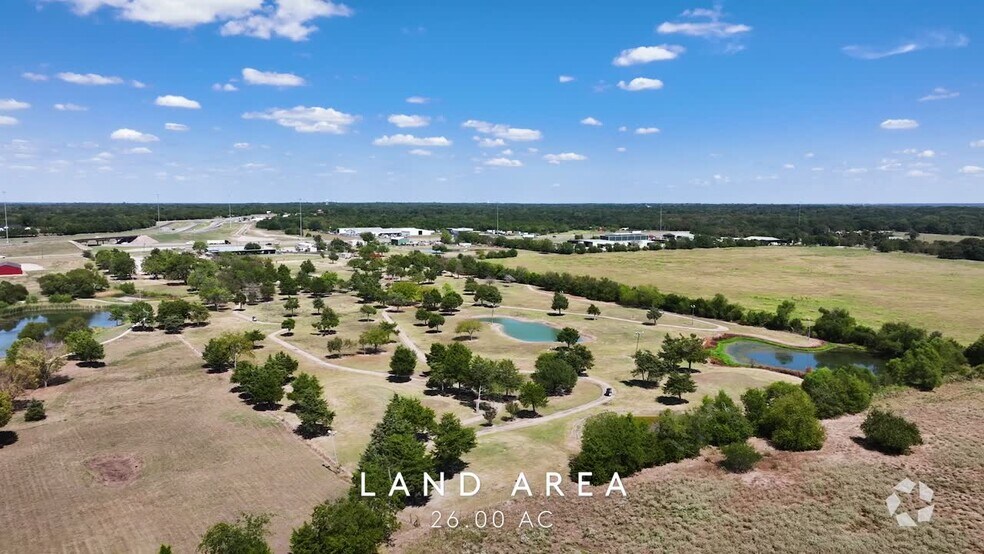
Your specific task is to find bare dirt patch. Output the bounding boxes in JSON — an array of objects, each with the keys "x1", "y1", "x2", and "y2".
[{"x1": 85, "y1": 453, "x2": 142, "y2": 486}]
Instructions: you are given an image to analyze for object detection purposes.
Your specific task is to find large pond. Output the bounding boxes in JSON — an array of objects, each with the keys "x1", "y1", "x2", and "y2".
[
  {"x1": 722, "y1": 338, "x2": 884, "y2": 373},
  {"x1": 478, "y1": 316, "x2": 569, "y2": 343},
  {"x1": 0, "y1": 310, "x2": 116, "y2": 356}
]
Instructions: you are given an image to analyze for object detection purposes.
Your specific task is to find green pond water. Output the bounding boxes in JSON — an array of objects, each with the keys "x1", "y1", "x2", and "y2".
[
  {"x1": 478, "y1": 316, "x2": 567, "y2": 343},
  {"x1": 723, "y1": 339, "x2": 884, "y2": 374}
]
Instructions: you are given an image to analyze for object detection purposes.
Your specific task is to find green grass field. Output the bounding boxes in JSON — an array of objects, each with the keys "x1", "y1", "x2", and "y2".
[{"x1": 498, "y1": 247, "x2": 984, "y2": 343}]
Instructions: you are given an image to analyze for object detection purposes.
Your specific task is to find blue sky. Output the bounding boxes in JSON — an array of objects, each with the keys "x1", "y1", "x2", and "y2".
[{"x1": 0, "y1": 0, "x2": 982, "y2": 203}]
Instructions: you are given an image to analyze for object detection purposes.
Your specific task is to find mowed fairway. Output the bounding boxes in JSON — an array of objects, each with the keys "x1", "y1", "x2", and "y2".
[
  {"x1": 0, "y1": 330, "x2": 348, "y2": 553},
  {"x1": 499, "y1": 247, "x2": 984, "y2": 343}
]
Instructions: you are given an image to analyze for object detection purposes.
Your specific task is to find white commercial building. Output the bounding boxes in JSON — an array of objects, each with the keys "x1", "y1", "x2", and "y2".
[{"x1": 337, "y1": 227, "x2": 436, "y2": 238}]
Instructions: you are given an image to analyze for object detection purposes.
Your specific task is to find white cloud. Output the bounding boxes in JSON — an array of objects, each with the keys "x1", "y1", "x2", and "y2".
[
  {"x1": 917, "y1": 150, "x2": 935, "y2": 158},
  {"x1": 617, "y1": 78, "x2": 664, "y2": 91},
  {"x1": 22, "y1": 72, "x2": 48, "y2": 82},
  {"x1": 125, "y1": 147, "x2": 152, "y2": 155},
  {"x1": 843, "y1": 31, "x2": 968, "y2": 60},
  {"x1": 543, "y1": 152, "x2": 587, "y2": 164},
  {"x1": 906, "y1": 169, "x2": 934, "y2": 178},
  {"x1": 54, "y1": 103, "x2": 88, "y2": 111},
  {"x1": 970, "y1": 140, "x2": 984, "y2": 148},
  {"x1": 233, "y1": 142, "x2": 251, "y2": 149},
  {"x1": 372, "y1": 134, "x2": 451, "y2": 147},
  {"x1": 959, "y1": 165, "x2": 984, "y2": 175},
  {"x1": 243, "y1": 105, "x2": 357, "y2": 134},
  {"x1": 657, "y1": 6, "x2": 751, "y2": 39},
  {"x1": 409, "y1": 149, "x2": 432, "y2": 156},
  {"x1": 880, "y1": 119, "x2": 919, "y2": 130},
  {"x1": 165, "y1": 123, "x2": 190, "y2": 132},
  {"x1": 155, "y1": 95, "x2": 202, "y2": 109},
  {"x1": 242, "y1": 67, "x2": 306, "y2": 86},
  {"x1": 616, "y1": 147, "x2": 627, "y2": 152},
  {"x1": 406, "y1": 96, "x2": 430, "y2": 104},
  {"x1": 558, "y1": 75, "x2": 575, "y2": 83},
  {"x1": 474, "y1": 137, "x2": 506, "y2": 148},
  {"x1": 783, "y1": 163, "x2": 796, "y2": 169},
  {"x1": 55, "y1": 0, "x2": 353, "y2": 42},
  {"x1": 463, "y1": 120, "x2": 542, "y2": 142},
  {"x1": 57, "y1": 72, "x2": 124, "y2": 85},
  {"x1": 844, "y1": 167, "x2": 868, "y2": 175},
  {"x1": 804, "y1": 152, "x2": 815, "y2": 158},
  {"x1": 612, "y1": 45, "x2": 684, "y2": 66},
  {"x1": 131, "y1": 80, "x2": 146, "y2": 89},
  {"x1": 387, "y1": 114, "x2": 430, "y2": 128},
  {"x1": 635, "y1": 127, "x2": 661, "y2": 135},
  {"x1": 0, "y1": 99, "x2": 30, "y2": 111},
  {"x1": 212, "y1": 83, "x2": 238, "y2": 92},
  {"x1": 110, "y1": 128, "x2": 159, "y2": 142},
  {"x1": 334, "y1": 166, "x2": 357, "y2": 174},
  {"x1": 580, "y1": 117, "x2": 602, "y2": 126},
  {"x1": 618, "y1": 126, "x2": 628, "y2": 132},
  {"x1": 0, "y1": 116, "x2": 19, "y2": 126},
  {"x1": 484, "y1": 157, "x2": 523, "y2": 167},
  {"x1": 919, "y1": 87, "x2": 959, "y2": 102}
]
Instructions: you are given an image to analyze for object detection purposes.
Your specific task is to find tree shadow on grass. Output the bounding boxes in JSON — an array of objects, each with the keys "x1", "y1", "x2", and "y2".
[
  {"x1": 0, "y1": 431, "x2": 19, "y2": 448},
  {"x1": 515, "y1": 409, "x2": 541, "y2": 419},
  {"x1": 656, "y1": 395, "x2": 688, "y2": 406},
  {"x1": 850, "y1": 436, "x2": 908, "y2": 456},
  {"x1": 547, "y1": 312, "x2": 564, "y2": 317},
  {"x1": 387, "y1": 375, "x2": 412, "y2": 384},
  {"x1": 620, "y1": 379, "x2": 660, "y2": 390},
  {"x1": 77, "y1": 361, "x2": 106, "y2": 369},
  {"x1": 44, "y1": 375, "x2": 72, "y2": 387}
]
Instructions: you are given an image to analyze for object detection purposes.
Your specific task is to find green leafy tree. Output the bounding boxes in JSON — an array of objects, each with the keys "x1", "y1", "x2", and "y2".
[
  {"x1": 244, "y1": 329, "x2": 265, "y2": 347},
  {"x1": 312, "y1": 297, "x2": 325, "y2": 314},
  {"x1": 440, "y1": 291, "x2": 464, "y2": 312},
  {"x1": 662, "y1": 371, "x2": 697, "y2": 400},
  {"x1": 389, "y1": 345, "x2": 417, "y2": 379},
  {"x1": 432, "y1": 413, "x2": 477, "y2": 472},
  {"x1": 861, "y1": 408, "x2": 922, "y2": 454},
  {"x1": 883, "y1": 340, "x2": 945, "y2": 391},
  {"x1": 290, "y1": 499, "x2": 396, "y2": 554},
  {"x1": 315, "y1": 308, "x2": 340, "y2": 335},
  {"x1": 532, "y1": 352, "x2": 578, "y2": 395},
  {"x1": 197, "y1": 513, "x2": 272, "y2": 554},
  {"x1": 518, "y1": 381, "x2": 548, "y2": 415},
  {"x1": 0, "y1": 391, "x2": 13, "y2": 428},
  {"x1": 281, "y1": 318, "x2": 296, "y2": 335},
  {"x1": 569, "y1": 412, "x2": 658, "y2": 485},
  {"x1": 586, "y1": 304, "x2": 601, "y2": 319},
  {"x1": 557, "y1": 343, "x2": 595, "y2": 375},
  {"x1": 359, "y1": 325, "x2": 393, "y2": 354},
  {"x1": 359, "y1": 304, "x2": 377, "y2": 321},
  {"x1": 108, "y1": 305, "x2": 130, "y2": 325},
  {"x1": 18, "y1": 322, "x2": 49, "y2": 342},
  {"x1": 24, "y1": 399, "x2": 46, "y2": 422},
  {"x1": 631, "y1": 349, "x2": 674, "y2": 385},
  {"x1": 646, "y1": 305, "x2": 663, "y2": 325},
  {"x1": 688, "y1": 391, "x2": 753, "y2": 445},
  {"x1": 966, "y1": 334, "x2": 984, "y2": 366},
  {"x1": 759, "y1": 387, "x2": 826, "y2": 451},
  {"x1": 556, "y1": 327, "x2": 580, "y2": 347},
  {"x1": 551, "y1": 291, "x2": 569, "y2": 314},
  {"x1": 426, "y1": 313, "x2": 446, "y2": 332},
  {"x1": 720, "y1": 442, "x2": 762, "y2": 473},
  {"x1": 283, "y1": 296, "x2": 300, "y2": 316},
  {"x1": 454, "y1": 319, "x2": 482, "y2": 339},
  {"x1": 66, "y1": 330, "x2": 104, "y2": 364},
  {"x1": 802, "y1": 366, "x2": 875, "y2": 419},
  {"x1": 421, "y1": 288, "x2": 443, "y2": 311}
]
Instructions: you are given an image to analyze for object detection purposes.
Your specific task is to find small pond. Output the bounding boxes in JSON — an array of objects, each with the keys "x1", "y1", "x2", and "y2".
[
  {"x1": 722, "y1": 338, "x2": 884, "y2": 373},
  {"x1": 477, "y1": 316, "x2": 569, "y2": 343},
  {"x1": 0, "y1": 310, "x2": 116, "y2": 356}
]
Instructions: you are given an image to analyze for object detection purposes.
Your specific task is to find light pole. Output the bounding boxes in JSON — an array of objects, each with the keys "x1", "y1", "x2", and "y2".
[
  {"x1": 2, "y1": 190, "x2": 8, "y2": 245},
  {"x1": 690, "y1": 304, "x2": 696, "y2": 327},
  {"x1": 298, "y1": 199, "x2": 303, "y2": 239},
  {"x1": 634, "y1": 331, "x2": 642, "y2": 353},
  {"x1": 327, "y1": 429, "x2": 338, "y2": 464}
]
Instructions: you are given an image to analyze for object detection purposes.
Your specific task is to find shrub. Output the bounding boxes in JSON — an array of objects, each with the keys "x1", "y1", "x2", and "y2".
[
  {"x1": 802, "y1": 366, "x2": 875, "y2": 419},
  {"x1": 569, "y1": 412, "x2": 658, "y2": 485},
  {"x1": 24, "y1": 399, "x2": 46, "y2": 422},
  {"x1": 0, "y1": 391, "x2": 12, "y2": 428},
  {"x1": 48, "y1": 293, "x2": 75, "y2": 304},
  {"x1": 720, "y1": 442, "x2": 762, "y2": 473},
  {"x1": 861, "y1": 408, "x2": 923, "y2": 454},
  {"x1": 762, "y1": 390, "x2": 826, "y2": 451},
  {"x1": 688, "y1": 390, "x2": 754, "y2": 446}
]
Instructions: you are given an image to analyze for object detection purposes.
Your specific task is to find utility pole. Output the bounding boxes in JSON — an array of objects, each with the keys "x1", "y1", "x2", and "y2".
[
  {"x1": 2, "y1": 191, "x2": 8, "y2": 245},
  {"x1": 634, "y1": 331, "x2": 642, "y2": 353},
  {"x1": 659, "y1": 205, "x2": 663, "y2": 232},
  {"x1": 155, "y1": 193, "x2": 160, "y2": 224},
  {"x1": 495, "y1": 204, "x2": 499, "y2": 235},
  {"x1": 298, "y1": 199, "x2": 303, "y2": 238}
]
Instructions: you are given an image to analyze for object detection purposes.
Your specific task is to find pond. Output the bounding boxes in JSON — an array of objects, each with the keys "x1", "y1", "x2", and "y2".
[
  {"x1": 477, "y1": 316, "x2": 569, "y2": 343},
  {"x1": 722, "y1": 338, "x2": 884, "y2": 374},
  {"x1": 0, "y1": 310, "x2": 116, "y2": 356}
]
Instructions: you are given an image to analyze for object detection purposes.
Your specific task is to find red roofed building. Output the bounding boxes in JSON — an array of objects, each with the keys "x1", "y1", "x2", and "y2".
[{"x1": 0, "y1": 261, "x2": 24, "y2": 276}]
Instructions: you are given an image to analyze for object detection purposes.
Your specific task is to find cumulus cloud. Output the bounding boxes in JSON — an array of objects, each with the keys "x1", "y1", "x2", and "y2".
[
  {"x1": 657, "y1": 6, "x2": 751, "y2": 39},
  {"x1": 843, "y1": 30, "x2": 968, "y2": 60},
  {"x1": 54, "y1": 0, "x2": 353, "y2": 41},
  {"x1": 409, "y1": 149, "x2": 432, "y2": 156},
  {"x1": 57, "y1": 72, "x2": 124, "y2": 85},
  {"x1": 125, "y1": 147, "x2": 152, "y2": 154},
  {"x1": 155, "y1": 95, "x2": 202, "y2": 109},
  {"x1": 919, "y1": 87, "x2": 959, "y2": 102},
  {"x1": 558, "y1": 75, "x2": 575, "y2": 83},
  {"x1": 110, "y1": 128, "x2": 159, "y2": 142},
  {"x1": 212, "y1": 83, "x2": 238, "y2": 92},
  {"x1": 617, "y1": 78, "x2": 664, "y2": 91},
  {"x1": 0, "y1": 116, "x2": 18, "y2": 126},
  {"x1": 616, "y1": 146, "x2": 627, "y2": 152},
  {"x1": 233, "y1": 142, "x2": 251, "y2": 149},
  {"x1": 372, "y1": 134, "x2": 451, "y2": 147},
  {"x1": 388, "y1": 114, "x2": 430, "y2": 128},
  {"x1": 959, "y1": 165, "x2": 984, "y2": 174},
  {"x1": 54, "y1": 103, "x2": 88, "y2": 111},
  {"x1": 165, "y1": 123, "x2": 189, "y2": 132},
  {"x1": 543, "y1": 152, "x2": 587, "y2": 164},
  {"x1": 463, "y1": 120, "x2": 542, "y2": 142},
  {"x1": 474, "y1": 137, "x2": 506, "y2": 148},
  {"x1": 242, "y1": 67, "x2": 306, "y2": 86},
  {"x1": 970, "y1": 139, "x2": 984, "y2": 148},
  {"x1": 580, "y1": 117, "x2": 602, "y2": 126},
  {"x1": 635, "y1": 127, "x2": 661, "y2": 135},
  {"x1": 612, "y1": 45, "x2": 684, "y2": 66},
  {"x1": 0, "y1": 99, "x2": 30, "y2": 111},
  {"x1": 243, "y1": 105, "x2": 357, "y2": 133},
  {"x1": 484, "y1": 157, "x2": 523, "y2": 167},
  {"x1": 844, "y1": 167, "x2": 868, "y2": 175},
  {"x1": 880, "y1": 119, "x2": 919, "y2": 130},
  {"x1": 22, "y1": 72, "x2": 48, "y2": 82},
  {"x1": 406, "y1": 96, "x2": 430, "y2": 104}
]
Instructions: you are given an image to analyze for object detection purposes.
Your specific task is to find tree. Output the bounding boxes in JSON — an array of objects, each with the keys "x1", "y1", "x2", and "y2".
[
  {"x1": 24, "y1": 399, "x2": 46, "y2": 422},
  {"x1": 518, "y1": 381, "x2": 547, "y2": 415},
  {"x1": 243, "y1": 363, "x2": 285, "y2": 407},
  {"x1": 557, "y1": 343, "x2": 595, "y2": 375},
  {"x1": 556, "y1": 327, "x2": 580, "y2": 348},
  {"x1": 802, "y1": 366, "x2": 875, "y2": 419},
  {"x1": 244, "y1": 329, "x2": 265, "y2": 347},
  {"x1": 288, "y1": 373, "x2": 335, "y2": 437},
  {"x1": 813, "y1": 307, "x2": 857, "y2": 344},
  {"x1": 474, "y1": 284, "x2": 501, "y2": 307},
  {"x1": 312, "y1": 297, "x2": 325, "y2": 314},
  {"x1": 414, "y1": 307, "x2": 432, "y2": 325},
  {"x1": 359, "y1": 325, "x2": 392, "y2": 354},
  {"x1": 66, "y1": 330, "x2": 104, "y2": 364},
  {"x1": 108, "y1": 305, "x2": 130, "y2": 326},
  {"x1": 426, "y1": 313, "x2": 446, "y2": 332},
  {"x1": 315, "y1": 309, "x2": 340, "y2": 335},
  {"x1": 359, "y1": 304, "x2": 377, "y2": 321},
  {"x1": 326, "y1": 337, "x2": 345, "y2": 358},
  {"x1": 883, "y1": 340, "x2": 945, "y2": 391},
  {"x1": 283, "y1": 296, "x2": 300, "y2": 316},
  {"x1": 688, "y1": 391, "x2": 753, "y2": 446},
  {"x1": 551, "y1": 291, "x2": 569, "y2": 314},
  {"x1": 203, "y1": 332, "x2": 254, "y2": 371},
  {"x1": 861, "y1": 408, "x2": 922, "y2": 454},
  {"x1": 389, "y1": 345, "x2": 417, "y2": 379},
  {"x1": 532, "y1": 353, "x2": 578, "y2": 395},
  {"x1": 421, "y1": 288, "x2": 443, "y2": 311},
  {"x1": 631, "y1": 349, "x2": 673, "y2": 385},
  {"x1": 759, "y1": 387, "x2": 826, "y2": 451},
  {"x1": 0, "y1": 391, "x2": 12, "y2": 429},
  {"x1": 646, "y1": 305, "x2": 663, "y2": 325},
  {"x1": 16, "y1": 340, "x2": 66, "y2": 388},
  {"x1": 440, "y1": 291, "x2": 464, "y2": 312},
  {"x1": 128, "y1": 301, "x2": 155, "y2": 329},
  {"x1": 188, "y1": 303, "x2": 211, "y2": 326},
  {"x1": 197, "y1": 513, "x2": 272, "y2": 554},
  {"x1": 290, "y1": 499, "x2": 396, "y2": 554},
  {"x1": 192, "y1": 240, "x2": 208, "y2": 254},
  {"x1": 966, "y1": 334, "x2": 984, "y2": 366},
  {"x1": 720, "y1": 442, "x2": 762, "y2": 473},
  {"x1": 482, "y1": 405, "x2": 497, "y2": 426},
  {"x1": 18, "y1": 322, "x2": 49, "y2": 342},
  {"x1": 455, "y1": 319, "x2": 482, "y2": 339},
  {"x1": 568, "y1": 412, "x2": 658, "y2": 485},
  {"x1": 587, "y1": 304, "x2": 601, "y2": 319},
  {"x1": 662, "y1": 372, "x2": 696, "y2": 400},
  {"x1": 432, "y1": 413, "x2": 477, "y2": 471}
]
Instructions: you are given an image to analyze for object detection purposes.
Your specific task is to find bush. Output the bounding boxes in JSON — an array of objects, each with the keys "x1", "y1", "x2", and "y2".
[
  {"x1": 688, "y1": 390, "x2": 753, "y2": 446},
  {"x1": 569, "y1": 412, "x2": 658, "y2": 485},
  {"x1": 861, "y1": 408, "x2": 922, "y2": 454},
  {"x1": 720, "y1": 442, "x2": 762, "y2": 473},
  {"x1": 751, "y1": 384, "x2": 826, "y2": 451},
  {"x1": 49, "y1": 293, "x2": 74, "y2": 304},
  {"x1": 801, "y1": 366, "x2": 875, "y2": 419},
  {"x1": 24, "y1": 399, "x2": 46, "y2": 422}
]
